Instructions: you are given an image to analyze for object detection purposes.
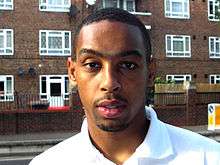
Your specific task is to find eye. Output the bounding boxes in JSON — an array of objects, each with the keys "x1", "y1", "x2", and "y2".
[
  {"x1": 83, "y1": 62, "x2": 101, "y2": 71},
  {"x1": 119, "y1": 62, "x2": 137, "y2": 70}
]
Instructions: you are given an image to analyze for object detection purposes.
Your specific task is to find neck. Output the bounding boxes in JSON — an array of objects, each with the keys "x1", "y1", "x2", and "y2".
[{"x1": 87, "y1": 111, "x2": 149, "y2": 165}]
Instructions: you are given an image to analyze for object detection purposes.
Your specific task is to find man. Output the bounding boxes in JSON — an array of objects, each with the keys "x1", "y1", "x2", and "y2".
[{"x1": 29, "y1": 8, "x2": 220, "y2": 165}]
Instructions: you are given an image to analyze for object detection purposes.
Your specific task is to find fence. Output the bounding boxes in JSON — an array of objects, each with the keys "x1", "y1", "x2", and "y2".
[
  {"x1": 0, "y1": 93, "x2": 70, "y2": 111},
  {"x1": 154, "y1": 83, "x2": 220, "y2": 126}
]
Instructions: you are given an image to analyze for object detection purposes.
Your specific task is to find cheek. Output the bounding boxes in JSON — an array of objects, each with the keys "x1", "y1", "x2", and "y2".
[
  {"x1": 125, "y1": 76, "x2": 147, "y2": 99},
  {"x1": 76, "y1": 74, "x2": 98, "y2": 105}
]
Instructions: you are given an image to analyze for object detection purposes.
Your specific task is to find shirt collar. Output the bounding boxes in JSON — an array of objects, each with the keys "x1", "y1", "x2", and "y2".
[
  {"x1": 80, "y1": 107, "x2": 175, "y2": 162},
  {"x1": 134, "y1": 106, "x2": 174, "y2": 160}
]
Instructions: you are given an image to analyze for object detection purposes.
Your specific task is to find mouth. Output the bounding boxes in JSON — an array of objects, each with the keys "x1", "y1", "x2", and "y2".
[{"x1": 96, "y1": 100, "x2": 126, "y2": 119}]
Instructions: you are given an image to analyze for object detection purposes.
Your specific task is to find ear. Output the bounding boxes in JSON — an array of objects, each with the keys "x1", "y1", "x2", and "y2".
[{"x1": 67, "y1": 57, "x2": 77, "y2": 87}]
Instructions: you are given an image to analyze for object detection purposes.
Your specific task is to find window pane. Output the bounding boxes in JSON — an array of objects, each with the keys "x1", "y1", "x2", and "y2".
[
  {"x1": 41, "y1": 32, "x2": 46, "y2": 48},
  {"x1": 64, "y1": 0, "x2": 69, "y2": 5},
  {"x1": 0, "y1": 81, "x2": 4, "y2": 93},
  {"x1": 65, "y1": 33, "x2": 69, "y2": 48},
  {"x1": 185, "y1": 37, "x2": 189, "y2": 51},
  {"x1": 166, "y1": 0, "x2": 170, "y2": 11},
  {"x1": 41, "y1": 77, "x2": 46, "y2": 93},
  {"x1": 172, "y1": 2, "x2": 182, "y2": 13},
  {"x1": 6, "y1": 31, "x2": 12, "y2": 47},
  {"x1": 126, "y1": 1, "x2": 134, "y2": 12},
  {"x1": 167, "y1": 36, "x2": 171, "y2": 51},
  {"x1": 211, "y1": 76, "x2": 215, "y2": 84},
  {"x1": 216, "y1": 42, "x2": 220, "y2": 53},
  {"x1": 104, "y1": 0, "x2": 117, "y2": 8},
  {"x1": 48, "y1": 0, "x2": 61, "y2": 5},
  {"x1": 186, "y1": 76, "x2": 190, "y2": 81},
  {"x1": 210, "y1": 39, "x2": 214, "y2": 52},
  {"x1": 6, "y1": 77, "x2": 12, "y2": 94},
  {"x1": 0, "y1": 36, "x2": 3, "y2": 48},
  {"x1": 210, "y1": 1, "x2": 214, "y2": 14},
  {"x1": 167, "y1": 76, "x2": 172, "y2": 80},
  {"x1": 65, "y1": 77, "x2": 68, "y2": 93},
  {"x1": 48, "y1": 36, "x2": 62, "y2": 49},
  {"x1": 173, "y1": 40, "x2": 183, "y2": 51},
  {"x1": 184, "y1": 1, "x2": 188, "y2": 13}
]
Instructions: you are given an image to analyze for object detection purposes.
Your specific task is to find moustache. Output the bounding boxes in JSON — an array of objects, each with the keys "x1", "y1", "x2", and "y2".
[{"x1": 93, "y1": 94, "x2": 128, "y2": 106}]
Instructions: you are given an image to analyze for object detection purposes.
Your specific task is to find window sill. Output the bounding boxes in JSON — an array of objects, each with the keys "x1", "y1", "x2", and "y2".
[
  {"x1": 130, "y1": 12, "x2": 152, "y2": 16},
  {"x1": 39, "y1": 9, "x2": 70, "y2": 13},
  {"x1": 40, "y1": 54, "x2": 71, "y2": 56}
]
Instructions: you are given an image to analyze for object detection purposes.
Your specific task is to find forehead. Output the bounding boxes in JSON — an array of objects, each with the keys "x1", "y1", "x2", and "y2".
[{"x1": 75, "y1": 20, "x2": 145, "y2": 56}]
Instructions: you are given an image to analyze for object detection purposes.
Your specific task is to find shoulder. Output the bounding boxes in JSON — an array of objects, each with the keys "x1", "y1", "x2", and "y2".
[
  {"x1": 164, "y1": 123, "x2": 220, "y2": 164},
  {"x1": 164, "y1": 123, "x2": 220, "y2": 152},
  {"x1": 29, "y1": 133, "x2": 84, "y2": 165}
]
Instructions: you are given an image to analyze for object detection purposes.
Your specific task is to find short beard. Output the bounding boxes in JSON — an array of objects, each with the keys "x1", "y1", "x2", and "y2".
[{"x1": 97, "y1": 122, "x2": 129, "y2": 132}]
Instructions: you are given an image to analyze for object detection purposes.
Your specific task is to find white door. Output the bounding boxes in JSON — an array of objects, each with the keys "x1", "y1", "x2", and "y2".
[{"x1": 48, "y1": 78, "x2": 64, "y2": 107}]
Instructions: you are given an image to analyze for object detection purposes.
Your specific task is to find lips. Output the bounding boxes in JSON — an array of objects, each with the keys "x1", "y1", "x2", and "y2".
[{"x1": 96, "y1": 100, "x2": 126, "y2": 119}]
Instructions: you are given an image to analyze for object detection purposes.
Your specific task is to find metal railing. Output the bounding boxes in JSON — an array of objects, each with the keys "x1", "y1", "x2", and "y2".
[{"x1": 0, "y1": 93, "x2": 70, "y2": 111}]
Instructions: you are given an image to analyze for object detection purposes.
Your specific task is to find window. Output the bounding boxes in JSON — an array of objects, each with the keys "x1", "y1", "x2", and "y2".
[
  {"x1": 165, "y1": 0, "x2": 190, "y2": 19},
  {"x1": 39, "y1": 0, "x2": 70, "y2": 12},
  {"x1": 210, "y1": 75, "x2": 220, "y2": 84},
  {"x1": 40, "y1": 75, "x2": 69, "y2": 101},
  {"x1": 0, "y1": 29, "x2": 13, "y2": 55},
  {"x1": 166, "y1": 74, "x2": 191, "y2": 84},
  {"x1": 166, "y1": 35, "x2": 191, "y2": 57},
  {"x1": 208, "y1": 0, "x2": 220, "y2": 21},
  {"x1": 0, "y1": 0, "x2": 13, "y2": 10},
  {"x1": 102, "y1": 0, "x2": 135, "y2": 12},
  {"x1": 39, "y1": 30, "x2": 71, "y2": 56},
  {"x1": 0, "y1": 75, "x2": 14, "y2": 101},
  {"x1": 209, "y1": 37, "x2": 220, "y2": 58}
]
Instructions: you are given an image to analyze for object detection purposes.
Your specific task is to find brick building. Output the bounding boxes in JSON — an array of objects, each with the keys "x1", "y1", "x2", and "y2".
[
  {"x1": 0, "y1": 0, "x2": 220, "y2": 133},
  {"x1": 1, "y1": 0, "x2": 220, "y2": 104}
]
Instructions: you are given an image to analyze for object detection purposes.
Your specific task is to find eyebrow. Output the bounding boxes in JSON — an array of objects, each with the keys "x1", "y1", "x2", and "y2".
[{"x1": 78, "y1": 48, "x2": 143, "y2": 58}]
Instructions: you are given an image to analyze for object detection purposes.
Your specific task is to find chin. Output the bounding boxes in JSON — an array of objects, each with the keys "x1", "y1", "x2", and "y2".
[{"x1": 96, "y1": 121, "x2": 129, "y2": 132}]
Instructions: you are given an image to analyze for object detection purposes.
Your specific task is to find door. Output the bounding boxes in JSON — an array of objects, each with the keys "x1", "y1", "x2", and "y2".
[{"x1": 49, "y1": 78, "x2": 64, "y2": 107}]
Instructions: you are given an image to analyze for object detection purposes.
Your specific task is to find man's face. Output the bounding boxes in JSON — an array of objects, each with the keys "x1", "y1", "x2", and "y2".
[{"x1": 69, "y1": 20, "x2": 149, "y2": 132}]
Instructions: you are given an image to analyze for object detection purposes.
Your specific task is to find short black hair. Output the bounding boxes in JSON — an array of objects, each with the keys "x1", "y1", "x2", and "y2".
[{"x1": 73, "y1": 7, "x2": 151, "y2": 62}]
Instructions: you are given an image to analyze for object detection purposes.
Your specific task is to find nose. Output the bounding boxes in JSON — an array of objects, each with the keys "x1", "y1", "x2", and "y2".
[{"x1": 100, "y1": 65, "x2": 121, "y2": 93}]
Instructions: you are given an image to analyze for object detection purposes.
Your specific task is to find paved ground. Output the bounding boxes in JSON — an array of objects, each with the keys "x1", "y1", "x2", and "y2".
[
  {"x1": 0, "y1": 132, "x2": 77, "y2": 143},
  {"x1": 0, "y1": 125, "x2": 219, "y2": 164},
  {"x1": 1, "y1": 125, "x2": 219, "y2": 143},
  {"x1": 0, "y1": 157, "x2": 32, "y2": 165}
]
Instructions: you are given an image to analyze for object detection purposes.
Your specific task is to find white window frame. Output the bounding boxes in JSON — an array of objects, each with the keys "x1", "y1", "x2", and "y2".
[
  {"x1": 166, "y1": 74, "x2": 191, "y2": 83},
  {"x1": 39, "y1": 75, "x2": 69, "y2": 101},
  {"x1": 0, "y1": 75, "x2": 14, "y2": 102},
  {"x1": 209, "y1": 74, "x2": 220, "y2": 84},
  {"x1": 102, "y1": 0, "x2": 136, "y2": 12},
  {"x1": 0, "y1": 29, "x2": 14, "y2": 55},
  {"x1": 164, "y1": 0, "x2": 190, "y2": 19},
  {"x1": 39, "y1": 0, "x2": 71, "y2": 12},
  {"x1": 166, "y1": 34, "x2": 191, "y2": 58},
  {"x1": 0, "y1": 0, "x2": 13, "y2": 10},
  {"x1": 209, "y1": 36, "x2": 220, "y2": 58},
  {"x1": 39, "y1": 30, "x2": 71, "y2": 56},
  {"x1": 208, "y1": 0, "x2": 220, "y2": 21}
]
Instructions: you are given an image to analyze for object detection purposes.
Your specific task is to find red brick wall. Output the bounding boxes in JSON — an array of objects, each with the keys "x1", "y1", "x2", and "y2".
[
  {"x1": 155, "y1": 105, "x2": 187, "y2": 126},
  {"x1": 0, "y1": 110, "x2": 84, "y2": 135}
]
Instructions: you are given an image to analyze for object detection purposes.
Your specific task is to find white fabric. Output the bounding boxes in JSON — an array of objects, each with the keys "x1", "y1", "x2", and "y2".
[{"x1": 29, "y1": 107, "x2": 220, "y2": 165}]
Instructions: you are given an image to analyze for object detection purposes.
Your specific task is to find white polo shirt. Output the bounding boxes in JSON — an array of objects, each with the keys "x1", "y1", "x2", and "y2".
[{"x1": 29, "y1": 107, "x2": 220, "y2": 165}]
